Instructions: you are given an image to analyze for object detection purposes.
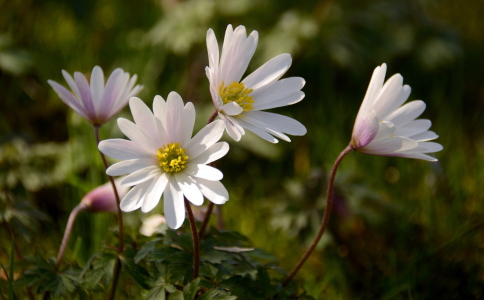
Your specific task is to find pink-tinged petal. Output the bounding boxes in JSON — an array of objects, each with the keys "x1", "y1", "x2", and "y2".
[
  {"x1": 117, "y1": 118, "x2": 158, "y2": 153},
  {"x1": 129, "y1": 97, "x2": 160, "y2": 145},
  {"x1": 120, "y1": 179, "x2": 152, "y2": 212},
  {"x1": 221, "y1": 101, "x2": 243, "y2": 115},
  {"x1": 242, "y1": 53, "x2": 291, "y2": 90},
  {"x1": 190, "y1": 142, "x2": 229, "y2": 165},
  {"x1": 82, "y1": 179, "x2": 129, "y2": 213},
  {"x1": 372, "y1": 121, "x2": 396, "y2": 141},
  {"x1": 120, "y1": 165, "x2": 161, "y2": 186},
  {"x1": 90, "y1": 66, "x2": 105, "y2": 113},
  {"x1": 385, "y1": 100, "x2": 426, "y2": 127},
  {"x1": 141, "y1": 173, "x2": 169, "y2": 213},
  {"x1": 185, "y1": 120, "x2": 225, "y2": 159},
  {"x1": 99, "y1": 138, "x2": 151, "y2": 160},
  {"x1": 182, "y1": 102, "x2": 196, "y2": 144},
  {"x1": 361, "y1": 136, "x2": 419, "y2": 154},
  {"x1": 98, "y1": 68, "x2": 123, "y2": 119},
  {"x1": 61, "y1": 70, "x2": 82, "y2": 100},
  {"x1": 409, "y1": 131, "x2": 439, "y2": 142},
  {"x1": 106, "y1": 158, "x2": 157, "y2": 176},
  {"x1": 74, "y1": 72, "x2": 96, "y2": 121},
  {"x1": 184, "y1": 164, "x2": 223, "y2": 181},
  {"x1": 175, "y1": 173, "x2": 204, "y2": 206},
  {"x1": 48, "y1": 80, "x2": 89, "y2": 120},
  {"x1": 393, "y1": 119, "x2": 431, "y2": 137},
  {"x1": 164, "y1": 179, "x2": 186, "y2": 229},
  {"x1": 235, "y1": 118, "x2": 279, "y2": 143},
  {"x1": 351, "y1": 110, "x2": 379, "y2": 148},
  {"x1": 194, "y1": 178, "x2": 228, "y2": 205}
]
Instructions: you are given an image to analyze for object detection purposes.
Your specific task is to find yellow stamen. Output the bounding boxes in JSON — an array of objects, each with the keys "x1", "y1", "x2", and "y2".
[
  {"x1": 156, "y1": 142, "x2": 189, "y2": 173},
  {"x1": 218, "y1": 81, "x2": 254, "y2": 112}
]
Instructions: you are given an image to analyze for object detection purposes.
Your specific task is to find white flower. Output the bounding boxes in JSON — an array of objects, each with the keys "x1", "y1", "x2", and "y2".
[
  {"x1": 98, "y1": 93, "x2": 229, "y2": 229},
  {"x1": 205, "y1": 25, "x2": 307, "y2": 143},
  {"x1": 48, "y1": 66, "x2": 143, "y2": 126},
  {"x1": 351, "y1": 63, "x2": 443, "y2": 161}
]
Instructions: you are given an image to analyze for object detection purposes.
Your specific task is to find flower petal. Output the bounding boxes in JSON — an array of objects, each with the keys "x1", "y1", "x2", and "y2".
[
  {"x1": 242, "y1": 111, "x2": 307, "y2": 136},
  {"x1": 129, "y1": 97, "x2": 161, "y2": 145},
  {"x1": 190, "y1": 142, "x2": 229, "y2": 165},
  {"x1": 99, "y1": 139, "x2": 151, "y2": 160},
  {"x1": 175, "y1": 173, "x2": 204, "y2": 206},
  {"x1": 184, "y1": 164, "x2": 223, "y2": 181},
  {"x1": 235, "y1": 118, "x2": 279, "y2": 143},
  {"x1": 120, "y1": 165, "x2": 161, "y2": 186},
  {"x1": 362, "y1": 136, "x2": 419, "y2": 154},
  {"x1": 90, "y1": 66, "x2": 105, "y2": 113},
  {"x1": 409, "y1": 131, "x2": 439, "y2": 142},
  {"x1": 372, "y1": 121, "x2": 396, "y2": 141},
  {"x1": 194, "y1": 178, "x2": 228, "y2": 205},
  {"x1": 185, "y1": 120, "x2": 225, "y2": 159},
  {"x1": 219, "y1": 114, "x2": 244, "y2": 142},
  {"x1": 182, "y1": 102, "x2": 196, "y2": 144},
  {"x1": 47, "y1": 80, "x2": 89, "y2": 120},
  {"x1": 141, "y1": 173, "x2": 169, "y2": 213},
  {"x1": 385, "y1": 100, "x2": 426, "y2": 127},
  {"x1": 106, "y1": 158, "x2": 157, "y2": 176},
  {"x1": 165, "y1": 92, "x2": 185, "y2": 143},
  {"x1": 242, "y1": 53, "x2": 292, "y2": 90},
  {"x1": 117, "y1": 118, "x2": 158, "y2": 153},
  {"x1": 351, "y1": 110, "x2": 379, "y2": 148},
  {"x1": 120, "y1": 179, "x2": 152, "y2": 212},
  {"x1": 221, "y1": 101, "x2": 243, "y2": 116},
  {"x1": 393, "y1": 119, "x2": 431, "y2": 137},
  {"x1": 164, "y1": 179, "x2": 186, "y2": 229},
  {"x1": 251, "y1": 77, "x2": 305, "y2": 111}
]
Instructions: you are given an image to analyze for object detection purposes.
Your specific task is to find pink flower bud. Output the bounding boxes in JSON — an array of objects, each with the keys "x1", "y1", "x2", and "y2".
[{"x1": 81, "y1": 179, "x2": 129, "y2": 213}]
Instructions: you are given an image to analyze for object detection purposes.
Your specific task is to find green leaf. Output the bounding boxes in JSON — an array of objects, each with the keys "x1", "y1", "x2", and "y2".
[
  {"x1": 120, "y1": 255, "x2": 150, "y2": 290},
  {"x1": 183, "y1": 278, "x2": 200, "y2": 300},
  {"x1": 198, "y1": 288, "x2": 237, "y2": 300},
  {"x1": 168, "y1": 290, "x2": 184, "y2": 300},
  {"x1": 135, "y1": 239, "x2": 160, "y2": 264}
]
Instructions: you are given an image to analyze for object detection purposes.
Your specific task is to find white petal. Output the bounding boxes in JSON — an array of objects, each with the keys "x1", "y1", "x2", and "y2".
[
  {"x1": 372, "y1": 74, "x2": 407, "y2": 119},
  {"x1": 153, "y1": 95, "x2": 167, "y2": 121},
  {"x1": 120, "y1": 179, "x2": 152, "y2": 212},
  {"x1": 355, "y1": 64, "x2": 387, "y2": 122},
  {"x1": 251, "y1": 77, "x2": 305, "y2": 110},
  {"x1": 190, "y1": 142, "x2": 229, "y2": 165},
  {"x1": 362, "y1": 136, "x2": 419, "y2": 154},
  {"x1": 393, "y1": 119, "x2": 431, "y2": 137},
  {"x1": 90, "y1": 66, "x2": 105, "y2": 112},
  {"x1": 242, "y1": 53, "x2": 292, "y2": 90},
  {"x1": 141, "y1": 173, "x2": 169, "y2": 213},
  {"x1": 416, "y1": 142, "x2": 443, "y2": 153},
  {"x1": 164, "y1": 179, "x2": 186, "y2": 229},
  {"x1": 117, "y1": 118, "x2": 158, "y2": 153},
  {"x1": 182, "y1": 102, "x2": 196, "y2": 144},
  {"x1": 175, "y1": 173, "x2": 204, "y2": 206},
  {"x1": 389, "y1": 152, "x2": 438, "y2": 161},
  {"x1": 373, "y1": 121, "x2": 396, "y2": 141},
  {"x1": 221, "y1": 101, "x2": 243, "y2": 116},
  {"x1": 185, "y1": 120, "x2": 225, "y2": 159},
  {"x1": 242, "y1": 111, "x2": 307, "y2": 136},
  {"x1": 385, "y1": 100, "x2": 426, "y2": 127},
  {"x1": 206, "y1": 28, "x2": 220, "y2": 72},
  {"x1": 220, "y1": 114, "x2": 244, "y2": 141},
  {"x1": 409, "y1": 131, "x2": 439, "y2": 142},
  {"x1": 106, "y1": 158, "x2": 157, "y2": 176},
  {"x1": 129, "y1": 97, "x2": 160, "y2": 145},
  {"x1": 235, "y1": 118, "x2": 279, "y2": 143},
  {"x1": 184, "y1": 164, "x2": 223, "y2": 181},
  {"x1": 194, "y1": 178, "x2": 228, "y2": 205},
  {"x1": 165, "y1": 92, "x2": 185, "y2": 143},
  {"x1": 120, "y1": 165, "x2": 160, "y2": 186},
  {"x1": 99, "y1": 138, "x2": 151, "y2": 160}
]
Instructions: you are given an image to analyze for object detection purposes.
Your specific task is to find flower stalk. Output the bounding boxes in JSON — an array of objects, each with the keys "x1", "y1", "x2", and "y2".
[
  {"x1": 55, "y1": 203, "x2": 87, "y2": 270},
  {"x1": 282, "y1": 145, "x2": 353, "y2": 287},
  {"x1": 185, "y1": 199, "x2": 200, "y2": 279}
]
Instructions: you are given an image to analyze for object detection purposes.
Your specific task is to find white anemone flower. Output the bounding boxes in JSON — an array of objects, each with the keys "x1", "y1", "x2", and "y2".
[
  {"x1": 351, "y1": 63, "x2": 443, "y2": 161},
  {"x1": 48, "y1": 66, "x2": 143, "y2": 126},
  {"x1": 205, "y1": 24, "x2": 307, "y2": 143},
  {"x1": 98, "y1": 93, "x2": 229, "y2": 229}
]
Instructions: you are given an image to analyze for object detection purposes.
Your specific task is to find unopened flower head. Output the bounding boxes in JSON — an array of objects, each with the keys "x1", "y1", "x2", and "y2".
[
  {"x1": 98, "y1": 93, "x2": 229, "y2": 229},
  {"x1": 205, "y1": 24, "x2": 307, "y2": 143},
  {"x1": 48, "y1": 66, "x2": 143, "y2": 126},
  {"x1": 81, "y1": 179, "x2": 130, "y2": 213},
  {"x1": 351, "y1": 63, "x2": 443, "y2": 161}
]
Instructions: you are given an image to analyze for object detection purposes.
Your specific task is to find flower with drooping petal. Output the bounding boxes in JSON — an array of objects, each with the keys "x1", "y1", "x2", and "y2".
[
  {"x1": 48, "y1": 66, "x2": 143, "y2": 126},
  {"x1": 351, "y1": 63, "x2": 443, "y2": 161},
  {"x1": 98, "y1": 92, "x2": 229, "y2": 229},
  {"x1": 205, "y1": 24, "x2": 307, "y2": 143}
]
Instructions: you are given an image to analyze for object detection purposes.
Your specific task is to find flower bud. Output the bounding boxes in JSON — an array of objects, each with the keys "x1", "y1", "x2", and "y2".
[{"x1": 81, "y1": 179, "x2": 129, "y2": 213}]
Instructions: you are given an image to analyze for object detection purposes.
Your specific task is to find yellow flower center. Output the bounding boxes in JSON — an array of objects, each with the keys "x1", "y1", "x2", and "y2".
[
  {"x1": 156, "y1": 142, "x2": 189, "y2": 173},
  {"x1": 218, "y1": 81, "x2": 254, "y2": 112}
]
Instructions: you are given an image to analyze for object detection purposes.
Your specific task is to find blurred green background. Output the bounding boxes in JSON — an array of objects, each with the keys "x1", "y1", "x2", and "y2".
[{"x1": 1, "y1": 0, "x2": 483, "y2": 298}]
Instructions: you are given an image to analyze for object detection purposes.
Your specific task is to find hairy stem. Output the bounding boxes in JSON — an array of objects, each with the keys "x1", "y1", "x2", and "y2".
[
  {"x1": 93, "y1": 125, "x2": 124, "y2": 300},
  {"x1": 55, "y1": 203, "x2": 86, "y2": 270},
  {"x1": 185, "y1": 199, "x2": 200, "y2": 279},
  {"x1": 282, "y1": 145, "x2": 353, "y2": 287}
]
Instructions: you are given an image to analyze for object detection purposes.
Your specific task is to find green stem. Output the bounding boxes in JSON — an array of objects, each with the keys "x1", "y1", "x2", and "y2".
[{"x1": 282, "y1": 145, "x2": 353, "y2": 287}]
